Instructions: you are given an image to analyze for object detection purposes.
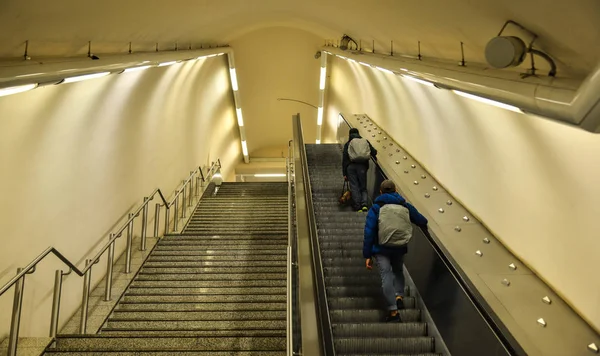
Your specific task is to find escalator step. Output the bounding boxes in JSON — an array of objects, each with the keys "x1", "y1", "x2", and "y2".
[
  {"x1": 330, "y1": 309, "x2": 421, "y2": 323},
  {"x1": 332, "y1": 322, "x2": 427, "y2": 337},
  {"x1": 328, "y1": 296, "x2": 416, "y2": 310},
  {"x1": 334, "y1": 337, "x2": 435, "y2": 354}
]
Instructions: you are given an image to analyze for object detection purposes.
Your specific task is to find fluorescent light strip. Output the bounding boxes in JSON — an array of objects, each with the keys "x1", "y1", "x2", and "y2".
[
  {"x1": 254, "y1": 174, "x2": 286, "y2": 178},
  {"x1": 319, "y1": 67, "x2": 327, "y2": 90},
  {"x1": 241, "y1": 140, "x2": 248, "y2": 156},
  {"x1": 453, "y1": 90, "x2": 523, "y2": 113},
  {"x1": 158, "y1": 61, "x2": 177, "y2": 67},
  {"x1": 123, "y1": 65, "x2": 152, "y2": 73},
  {"x1": 317, "y1": 107, "x2": 324, "y2": 126},
  {"x1": 62, "y1": 72, "x2": 111, "y2": 84},
  {"x1": 358, "y1": 61, "x2": 371, "y2": 67},
  {"x1": 401, "y1": 75, "x2": 435, "y2": 87},
  {"x1": 236, "y1": 108, "x2": 244, "y2": 127},
  {"x1": 0, "y1": 83, "x2": 38, "y2": 97},
  {"x1": 230, "y1": 68, "x2": 239, "y2": 91},
  {"x1": 376, "y1": 66, "x2": 394, "y2": 74}
]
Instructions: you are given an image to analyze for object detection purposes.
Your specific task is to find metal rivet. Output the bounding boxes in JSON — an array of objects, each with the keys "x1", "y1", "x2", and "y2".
[
  {"x1": 368, "y1": 129, "x2": 372, "y2": 132},
  {"x1": 383, "y1": 136, "x2": 387, "y2": 139},
  {"x1": 413, "y1": 181, "x2": 419, "y2": 185},
  {"x1": 363, "y1": 125, "x2": 367, "y2": 128},
  {"x1": 475, "y1": 250, "x2": 483, "y2": 257},
  {"x1": 483, "y1": 238, "x2": 491, "y2": 244},
  {"x1": 537, "y1": 318, "x2": 546, "y2": 327},
  {"x1": 542, "y1": 296, "x2": 552, "y2": 305},
  {"x1": 388, "y1": 153, "x2": 393, "y2": 157},
  {"x1": 379, "y1": 131, "x2": 382, "y2": 134},
  {"x1": 383, "y1": 146, "x2": 387, "y2": 149},
  {"x1": 424, "y1": 193, "x2": 431, "y2": 198},
  {"x1": 509, "y1": 263, "x2": 517, "y2": 270},
  {"x1": 588, "y1": 343, "x2": 598, "y2": 353},
  {"x1": 454, "y1": 226, "x2": 462, "y2": 232},
  {"x1": 421, "y1": 175, "x2": 426, "y2": 179},
  {"x1": 438, "y1": 208, "x2": 445, "y2": 213},
  {"x1": 372, "y1": 134, "x2": 375, "y2": 137},
  {"x1": 502, "y1": 279, "x2": 510, "y2": 286},
  {"x1": 463, "y1": 216, "x2": 470, "y2": 222},
  {"x1": 389, "y1": 143, "x2": 393, "y2": 146},
  {"x1": 396, "y1": 149, "x2": 401, "y2": 153},
  {"x1": 403, "y1": 156, "x2": 408, "y2": 160},
  {"x1": 377, "y1": 140, "x2": 380, "y2": 142},
  {"x1": 446, "y1": 200, "x2": 453, "y2": 205},
  {"x1": 411, "y1": 164, "x2": 416, "y2": 168},
  {"x1": 432, "y1": 186, "x2": 438, "y2": 191},
  {"x1": 404, "y1": 170, "x2": 409, "y2": 174},
  {"x1": 370, "y1": 123, "x2": 373, "y2": 126},
  {"x1": 395, "y1": 161, "x2": 400, "y2": 165}
]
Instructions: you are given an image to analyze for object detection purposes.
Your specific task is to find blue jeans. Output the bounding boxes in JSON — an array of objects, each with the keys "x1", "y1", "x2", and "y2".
[
  {"x1": 347, "y1": 163, "x2": 368, "y2": 210},
  {"x1": 374, "y1": 252, "x2": 406, "y2": 311}
]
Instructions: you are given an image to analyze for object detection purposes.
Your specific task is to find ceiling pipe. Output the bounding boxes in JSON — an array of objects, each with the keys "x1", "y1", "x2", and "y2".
[
  {"x1": 0, "y1": 47, "x2": 231, "y2": 88},
  {"x1": 325, "y1": 47, "x2": 600, "y2": 133}
]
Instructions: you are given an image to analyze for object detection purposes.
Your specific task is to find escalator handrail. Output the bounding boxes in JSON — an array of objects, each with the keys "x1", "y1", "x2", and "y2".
[
  {"x1": 293, "y1": 114, "x2": 337, "y2": 356},
  {"x1": 338, "y1": 114, "x2": 525, "y2": 356}
]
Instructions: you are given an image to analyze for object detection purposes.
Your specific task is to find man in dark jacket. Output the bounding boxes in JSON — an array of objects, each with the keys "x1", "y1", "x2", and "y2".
[
  {"x1": 342, "y1": 128, "x2": 377, "y2": 212},
  {"x1": 363, "y1": 180, "x2": 428, "y2": 322}
]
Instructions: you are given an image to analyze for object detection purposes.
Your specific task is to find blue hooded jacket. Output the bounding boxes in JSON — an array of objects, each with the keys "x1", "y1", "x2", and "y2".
[{"x1": 363, "y1": 192, "x2": 428, "y2": 258}]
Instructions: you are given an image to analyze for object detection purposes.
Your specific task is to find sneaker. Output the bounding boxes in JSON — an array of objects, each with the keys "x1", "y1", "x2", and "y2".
[
  {"x1": 396, "y1": 296, "x2": 405, "y2": 310},
  {"x1": 385, "y1": 311, "x2": 401, "y2": 323},
  {"x1": 361, "y1": 206, "x2": 368, "y2": 212}
]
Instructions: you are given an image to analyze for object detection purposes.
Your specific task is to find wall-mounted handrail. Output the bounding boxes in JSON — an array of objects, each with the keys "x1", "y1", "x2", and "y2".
[
  {"x1": 286, "y1": 140, "x2": 295, "y2": 356},
  {"x1": 0, "y1": 159, "x2": 221, "y2": 356}
]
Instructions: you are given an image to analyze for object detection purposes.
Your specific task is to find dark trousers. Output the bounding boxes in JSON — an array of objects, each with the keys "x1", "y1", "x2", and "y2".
[{"x1": 347, "y1": 163, "x2": 368, "y2": 210}]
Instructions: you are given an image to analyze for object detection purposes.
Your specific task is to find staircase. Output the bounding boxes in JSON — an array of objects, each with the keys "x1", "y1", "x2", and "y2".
[
  {"x1": 45, "y1": 182, "x2": 289, "y2": 355},
  {"x1": 306, "y1": 144, "x2": 440, "y2": 356}
]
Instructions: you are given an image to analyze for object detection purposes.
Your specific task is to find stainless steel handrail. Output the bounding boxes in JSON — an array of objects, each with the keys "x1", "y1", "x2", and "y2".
[
  {"x1": 0, "y1": 159, "x2": 221, "y2": 356},
  {"x1": 286, "y1": 140, "x2": 294, "y2": 356}
]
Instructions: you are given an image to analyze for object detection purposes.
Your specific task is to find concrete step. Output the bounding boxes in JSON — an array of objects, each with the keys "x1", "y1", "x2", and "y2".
[
  {"x1": 46, "y1": 352, "x2": 286, "y2": 356},
  {"x1": 147, "y1": 255, "x2": 286, "y2": 262},
  {"x1": 109, "y1": 310, "x2": 285, "y2": 321},
  {"x1": 99, "y1": 329, "x2": 286, "y2": 337},
  {"x1": 104, "y1": 320, "x2": 286, "y2": 332},
  {"x1": 122, "y1": 294, "x2": 286, "y2": 303},
  {"x1": 134, "y1": 273, "x2": 286, "y2": 281},
  {"x1": 139, "y1": 267, "x2": 286, "y2": 274},
  {"x1": 51, "y1": 335, "x2": 285, "y2": 352},
  {"x1": 142, "y1": 260, "x2": 286, "y2": 268},
  {"x1": 130, "y1": 280, "x2": 286, "y2": 288},
  {"x1": 151, "y1": 249, "x2": 286, "y2": 256},
  {"x1": 116, "y1": 302, "x2": 286, "y2": 312},
  {"x1": 126, "y1": 286, "x2": 286, "y2": 296}
]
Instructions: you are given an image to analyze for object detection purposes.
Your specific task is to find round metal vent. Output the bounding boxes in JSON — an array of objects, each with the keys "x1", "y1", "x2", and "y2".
[{"x1": 485, "y1": 36, "x2": 527, "y2": 68}]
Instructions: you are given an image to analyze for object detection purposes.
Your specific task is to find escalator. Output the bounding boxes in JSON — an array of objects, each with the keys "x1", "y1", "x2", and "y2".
[{"x1": 305, "y1": 143, "x2": 439, "y2": 356}]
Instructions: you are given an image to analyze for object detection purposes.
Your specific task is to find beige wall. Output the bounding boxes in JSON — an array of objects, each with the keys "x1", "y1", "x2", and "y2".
[
  {"x1": 0, "y1": 56, "x2": 241, "y2": 338},
  {"x1": 324, "y1": 56, "x2": 600, "y2": 331},
  {"x1": 231, "y1": 27, "x2": 323, "y2": 158}
]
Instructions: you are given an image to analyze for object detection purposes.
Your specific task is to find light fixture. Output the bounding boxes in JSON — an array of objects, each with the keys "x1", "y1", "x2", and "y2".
[
  {"x1": 452, "y1": 90, "x2": 523, "y2": 113},
  {"x1": 158, "y1": 61, "x2": 177, "y2": 67},
  {"x1": 62, "y1": 72, "x2": 111, "y2": 84},
  {"x1": 229, "y1": 68, "x2": 238, "y2": 91},
  {"x1": 123, "y1": 65, "x2": 152, "y2": 73},
  {"x1": 236, "y1": 108, "x2": 244, "y2": 127},
  {"x1": 316, "y1": 139, "x2": 321, "y2": 144},
  {"x1": 254, "y1": 173, "x2": 286, "y2": 178},
  {"x1": 358, "y1": 61, "x2": 370, "y2": 67},
  {"x1": 401, "y1": 75, "x2": 435, "y2": 87},
  {"x1": 376, "y1": 66, "x2": 394, "y2": 74},
  {"x1": 317, "y1": 107, "x2": 324, "y2": 125},
  {"x1": 319, "y1": 67, "x2": 327, "y2": 90},
  {"x1": 0, "y1": 83, "x2": 38, "y2": 97},
  {"x1": 241, "y1": 140, "x2": 248, "y2": 156}
]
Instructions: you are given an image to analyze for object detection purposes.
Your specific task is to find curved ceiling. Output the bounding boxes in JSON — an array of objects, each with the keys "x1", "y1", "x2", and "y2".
[{"x1": 1, "y1": 0, "x2": 599, "y2": 78}]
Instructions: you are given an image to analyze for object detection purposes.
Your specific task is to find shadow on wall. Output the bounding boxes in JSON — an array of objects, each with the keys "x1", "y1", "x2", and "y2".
[{"x1": 325, "y1": 55, "x2": 600, "y2": 331}]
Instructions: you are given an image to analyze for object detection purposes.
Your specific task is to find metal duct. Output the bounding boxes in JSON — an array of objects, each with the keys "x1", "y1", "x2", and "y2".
[{"x1": 324, "y1": 47, "x2": 600, "y2": 133}]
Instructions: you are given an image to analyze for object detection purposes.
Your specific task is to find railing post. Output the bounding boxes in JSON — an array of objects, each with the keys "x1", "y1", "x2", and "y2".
[
  {"x1": 125, "y1": 213, "x2": 134, "y2": 274},
  {"x1": 49, "y1": 270, "x2": 63, "y2": 337},
  {"x1": 195, "y1": 176, "x2": 201, "y2": 197},
  {"x1": 141, "y1": 197, "x2": 149, "y2": 251},
  {"x1": 174, "y1": 196, "x2": 180, "y2": 231},
  {"x1": 104, "y1": 240, "x2": 115, "y2": 301},
  {"x1": 154, "y1": 203, "x2": 161, "y2": 237},
  {"x1": 79, "y1": 260, "x2": 92, "y2": 334},
  {"x1": 164, "y1": 206, "x2": 170, "y2": 235},
  {"x1": 188, "y1": 178, "x2": 194, "y2": 207},
  {"x1": 182, "y1": 185, "x2": 187, "y2": 219},
  {"x1": 7, "y1": 268, "x2": 25, "y2": 356}
]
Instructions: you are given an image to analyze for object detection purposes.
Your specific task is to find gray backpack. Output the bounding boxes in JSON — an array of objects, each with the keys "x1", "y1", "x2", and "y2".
[
  {"x1": 348, "y1": 138, "x2": 371, "y2": 162},
  {"x1": 378, "y1": 204, "x2": 413, "y2": 247}
]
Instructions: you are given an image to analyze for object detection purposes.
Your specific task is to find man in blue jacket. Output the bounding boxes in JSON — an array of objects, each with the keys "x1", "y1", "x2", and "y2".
[
  {"x1": 363, "y1": 180, "x2": 428, "y2": 322},
  {"x1": 342, "y1": 128, "x2": 377, "y2": 212}
]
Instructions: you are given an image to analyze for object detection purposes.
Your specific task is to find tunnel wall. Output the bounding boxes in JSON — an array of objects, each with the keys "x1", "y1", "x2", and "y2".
[
  {"x1": 0, "y1": 56, "x2": 241, "y2": 338},
  {"x1": 323, "y1": 56, "x2": 600, "y2": 331}
]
